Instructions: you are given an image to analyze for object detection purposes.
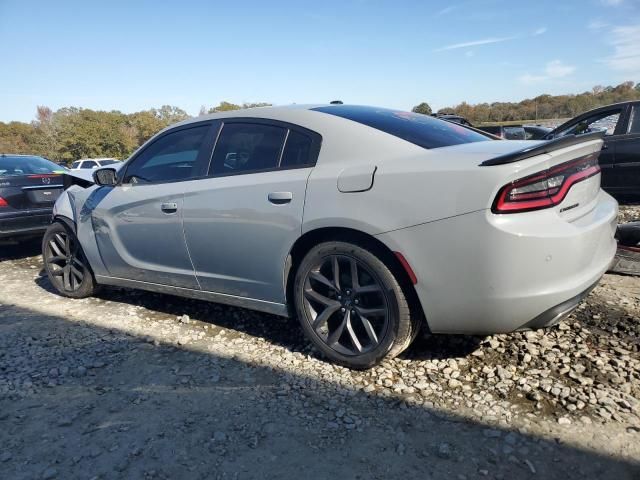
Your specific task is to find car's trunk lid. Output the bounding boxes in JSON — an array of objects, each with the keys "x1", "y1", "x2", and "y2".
[{"x1": 0, "y1": 173, "x2": 64, "y2": 210}]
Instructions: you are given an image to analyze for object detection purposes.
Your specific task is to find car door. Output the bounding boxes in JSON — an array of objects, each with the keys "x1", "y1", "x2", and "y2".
[
  {"x1": 611, "y1": 103, "x2": 640, "y2": 193},
  {"x1": 182, "y1": 119, "x2": 321, "y2": 303},
  {"x1": 90, "y1": 122, "x2": 217, "y2": 288},
  {"x1": 550, "y1": 107, "x2": 625, "y2": 190}
]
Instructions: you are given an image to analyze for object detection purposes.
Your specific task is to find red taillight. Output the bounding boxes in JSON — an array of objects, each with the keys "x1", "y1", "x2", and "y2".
[
  {"x1": 0, "y1": 197, "x2": 8, "y2": 208},
  {"x1": 27, "y1": 174, "x2": 59, "y2": 179},
  {"x1": 492, "y1": 153, "x2": 601, "y2": 214}
]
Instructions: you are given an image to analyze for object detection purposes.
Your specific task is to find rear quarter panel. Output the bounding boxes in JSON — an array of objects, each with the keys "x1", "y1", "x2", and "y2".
[{"x1": 304, "y1": 138, "x2": 605, "y2": 236}]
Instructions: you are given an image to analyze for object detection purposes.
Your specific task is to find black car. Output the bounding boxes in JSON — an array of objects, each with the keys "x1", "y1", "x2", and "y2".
[
  {"x1": 477, "y1": 124, "x2": 552, "y2": 140},
  {"x1": 0, "y1": 155, "x2": 65, "y2": 240},
  {"x1": 523, "y1": 125, "x2": 552, "y2": 140},
  {"x1": 544, "y1": 101, "x2": 640, "y2": 195},
  {"x1": 477, "y1": 125, "x2": 525, "y2": 140},
  {"x1": 433, "y1": 114, "x2": 474, "y2": 127}
]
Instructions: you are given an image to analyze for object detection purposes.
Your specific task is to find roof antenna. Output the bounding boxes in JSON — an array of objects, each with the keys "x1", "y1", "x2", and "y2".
[{"x1": 330, "y1": 100, "x2": 343, "y2": 105}]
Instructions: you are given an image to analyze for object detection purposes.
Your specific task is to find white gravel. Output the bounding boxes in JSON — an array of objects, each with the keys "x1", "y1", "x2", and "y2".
[{"x1": 0, "y1": 207, "x2": 639, "y2": 479}]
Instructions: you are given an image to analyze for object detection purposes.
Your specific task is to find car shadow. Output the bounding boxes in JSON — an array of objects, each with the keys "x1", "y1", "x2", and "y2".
[
  {"x1": 0, "y1": 302, "x2": 638, "y2": 479},
  {"x1": 34, "y1": 271, "x2": 482, "y2": 363},
  {"x1": 0, "y1": 237, "x2": 42, "y2": 261}
]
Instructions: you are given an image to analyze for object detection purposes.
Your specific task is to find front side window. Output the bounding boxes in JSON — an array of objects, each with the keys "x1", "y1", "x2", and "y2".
[
  {"x1": 629, "y1": 106, "x2": 640, "y2": 134},
  {"x1": 123, "y1": 125, "x2": 209, "y2": 184},
  {"x1": 210, "y1": 123, "x2": 286, "y2": 175},
  {"x1": 313, "y1": 105, "x2": 490, "y2": 149},
  {"x1": 71, "y1": 161, "x2": 81, "y2": 169},
  {"x1": 81, "y1": 161, "x2": 97, "y2": 169},
  {"x1": 559, "y1": 110, "x2": 622, "y2": 137}
]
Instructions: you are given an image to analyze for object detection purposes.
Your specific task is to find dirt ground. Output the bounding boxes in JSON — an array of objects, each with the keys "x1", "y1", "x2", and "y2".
[{"x1": 0, "y1": 206, "x2": 639, "y2": 479}]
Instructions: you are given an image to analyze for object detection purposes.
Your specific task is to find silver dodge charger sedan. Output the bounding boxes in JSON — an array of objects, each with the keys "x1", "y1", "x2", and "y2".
[{"x1": 43, "y1": 105, "x2": 618, "y2": 368}]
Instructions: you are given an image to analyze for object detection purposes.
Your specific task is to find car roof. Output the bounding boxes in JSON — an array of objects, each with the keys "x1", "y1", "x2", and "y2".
[
  {"x1": 134, "y1": 104, "x2": 482, "y2": 165},
  {"x1": 1, "y1": 153, "x2": 45, "y2": 157},
  {"x1": 173, "y1": 104, "x2": 324, "y2": 127},
  {"x1": 578, "y1": 100, "x2": 639, "y2": 115}
]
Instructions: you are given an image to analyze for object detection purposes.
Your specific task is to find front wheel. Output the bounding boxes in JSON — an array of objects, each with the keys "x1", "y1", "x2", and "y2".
[
  {"x1": 42, "y1": 222, "x2": 97, "y2": 298},
  {"x1": 293, "y1": 241, "x2": 419, "y2": 369}
]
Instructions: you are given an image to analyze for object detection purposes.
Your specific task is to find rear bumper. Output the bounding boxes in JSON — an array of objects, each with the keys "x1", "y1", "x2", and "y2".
[
  {"x1": 518, "y1": 279, "x2": 599, "y2": 330},
  {"x1": 376, "y1": 190, "x2": 618, "y2": 334},
  {"x1": 0, "y1": 209, "x2": 52, "y2": 239}
]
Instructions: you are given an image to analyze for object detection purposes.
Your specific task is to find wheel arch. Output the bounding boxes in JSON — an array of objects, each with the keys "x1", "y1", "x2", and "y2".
[
  {"x1": 52, "y1": 214, "x2": 76, "y2": 233},
  {"x1": 284, "y1": 226, "x2": 427, "y2": 330}
]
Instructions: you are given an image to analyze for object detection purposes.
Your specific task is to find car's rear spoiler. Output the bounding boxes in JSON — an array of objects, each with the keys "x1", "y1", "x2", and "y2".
[{"x1": 479, "y1": 130, "x2": 605, "y2": 166}]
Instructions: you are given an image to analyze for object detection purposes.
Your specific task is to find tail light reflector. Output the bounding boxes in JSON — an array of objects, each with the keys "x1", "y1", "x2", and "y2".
[
  {"x1": 492, "y1": 152, "x2": 600, "y2": 214},
  {"x1": 0, "y1": 197, "x2": 8, "y2": 207}
]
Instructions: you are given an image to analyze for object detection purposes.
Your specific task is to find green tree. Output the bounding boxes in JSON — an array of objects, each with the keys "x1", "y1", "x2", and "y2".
[
  {"x1": 411, "y1": 102, "x2": 432, "y2": 115},
  {"x1": 208, "y1": 101, "x2": 242, "y2": 113},
  {"x1": 207, "y1": 101, "x2": 271, "y2": 113}
]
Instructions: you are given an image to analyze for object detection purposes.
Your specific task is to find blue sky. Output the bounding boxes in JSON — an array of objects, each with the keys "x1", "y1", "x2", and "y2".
[{"x1": 1, "y1": 0, "x2": 639, "y2": 122}]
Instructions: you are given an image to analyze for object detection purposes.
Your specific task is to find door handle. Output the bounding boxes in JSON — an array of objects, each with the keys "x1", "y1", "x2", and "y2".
[
  {"x1": 268, "y1": 192, "x2": 293, "y2": 205},
  {"x1": 161, "y1": 202, "x2": 178, "y2": 213}
]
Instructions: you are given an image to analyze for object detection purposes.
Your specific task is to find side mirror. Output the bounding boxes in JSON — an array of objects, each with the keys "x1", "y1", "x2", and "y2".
[{"x1": 93, "y1": 168, "x2": 118, "y2": 186}]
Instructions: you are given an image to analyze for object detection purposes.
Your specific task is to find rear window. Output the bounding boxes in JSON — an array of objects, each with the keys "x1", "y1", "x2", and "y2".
[
  {"x1": 0, "y1": 156, "x2": 63, "y2": 177},
  {"x1": 312, "y1": 105, "x2": 490, "y2": 149},
  {"x1": 99, "y1": 159, "x2": 118, "y2": 166}
]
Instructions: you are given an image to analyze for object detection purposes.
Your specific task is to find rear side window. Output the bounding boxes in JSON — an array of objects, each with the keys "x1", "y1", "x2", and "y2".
[
  {"x1": 210, "y1": 123, "x2": 287, "y2": 175},
  {"x1": 99, "y1": 159, "x2": 118, "y2": 166},
  {"x1": 123, "y1": 125, "x2": 209, "y2": 184},
  {"x1": 71, "y1": 161, "x2": 81, "y2": 169},
  {"x1": 81, "y1": 161, "x2": 97, "y2": 169},
  {"x1": 313, "y1": 105, "x2": 490, "y2": 149},
  {"x1": 281, "y1": 130, "x2": 313, "y2": 167}
]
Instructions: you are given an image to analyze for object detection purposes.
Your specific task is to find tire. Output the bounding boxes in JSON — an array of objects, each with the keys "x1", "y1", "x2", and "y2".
[
  {"x1": 42, "y1": 221, "x2": 97, "y2": 298},
  {"x1": 293, "y1": 241, "x2": 419, "y2": 369}
]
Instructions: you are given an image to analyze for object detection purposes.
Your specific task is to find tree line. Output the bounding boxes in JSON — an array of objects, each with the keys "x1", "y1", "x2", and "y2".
[
  {"x1": 2, "y1": 82, "x2": 640, "y2": 163},
  {"x1": 0, "y1": 102, "x2": 271, "y2": 164},
  {"x1": 413, "y1": 81, "x2": 640, "y2": 124}
]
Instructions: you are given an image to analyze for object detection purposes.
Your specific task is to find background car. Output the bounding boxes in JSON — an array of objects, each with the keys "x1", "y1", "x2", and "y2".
[
  {"x1": 0, "y1": 154, "x2": 65, "y2": 241},
  {"x1": 478, "y1": 125, "x2": 524, "y2": 139},
  {"x1": 523, "y1": 125, "x2": 552, "y2": 140},
  {"x1": 70, "y1": 158, "x2": 121, "y2": 170},
  {"x1": 544, "y1": 101, "x2": 640, "y2": 196},
  {"x1": 43, "y1": 105, "x2": 616, "y2": 369},
  {"x1": 432, "y1": 114, "x2": 474, "y2": 126},
  {"x1": 477, "y1": 124, "x2": 552, "y2": 140}
]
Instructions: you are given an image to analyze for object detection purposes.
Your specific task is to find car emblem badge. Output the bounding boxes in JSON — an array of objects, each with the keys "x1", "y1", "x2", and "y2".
[{"x1": 42, "y1": 177, "x2": 51, "y2": 185}]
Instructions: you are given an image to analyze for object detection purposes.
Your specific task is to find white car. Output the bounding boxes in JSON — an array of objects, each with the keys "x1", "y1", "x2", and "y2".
[
  {"x1": 70, "y1": 158, "x2": 120, "y2": 170},
  {"x1": 45, "y1": 105, "x2": 617, "y2": 368}
]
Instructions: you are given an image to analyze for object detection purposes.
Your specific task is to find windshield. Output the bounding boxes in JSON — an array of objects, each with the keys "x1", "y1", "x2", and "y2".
[
  {"x1": 0, "y1": 156, "x2": 65, "y2": 177},
  {"x1": 313, "y1": 105, "x2": 491, "y2": 149}
]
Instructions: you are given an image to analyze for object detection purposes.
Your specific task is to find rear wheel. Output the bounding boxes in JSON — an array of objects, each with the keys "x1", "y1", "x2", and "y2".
[
  {"x1": 293, "y1": 241, "x2": 418, "y2": 369},
  {"x1": 42, "y1": 222, "x2": 97, "y2": 298}
]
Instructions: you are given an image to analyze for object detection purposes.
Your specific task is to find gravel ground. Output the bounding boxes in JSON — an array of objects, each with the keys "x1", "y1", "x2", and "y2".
[{"x1": 0, "y1": 207, "x2": 639, "y2": 479}]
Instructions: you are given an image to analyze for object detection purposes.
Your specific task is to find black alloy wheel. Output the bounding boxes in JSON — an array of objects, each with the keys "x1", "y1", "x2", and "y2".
[
  {"x1": 42, "y1": 222, "x2": 97, "y2": 298},
  {"x1": 294, "y1": 241, "x2": 419, "y2": 369}
]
